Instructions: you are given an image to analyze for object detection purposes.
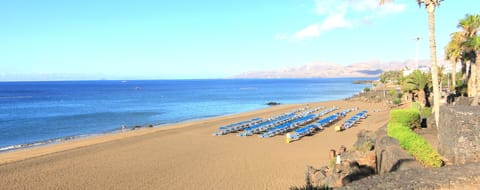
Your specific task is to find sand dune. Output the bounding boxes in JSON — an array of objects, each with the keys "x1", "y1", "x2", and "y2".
[{"x1": 0, "y1": 100, "x2": 390, "y2": 189}]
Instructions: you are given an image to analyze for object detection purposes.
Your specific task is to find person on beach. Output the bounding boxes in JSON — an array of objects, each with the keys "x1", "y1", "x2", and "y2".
[{"x1": 122, "y1": 125, "x2": 126, "y2": 132}]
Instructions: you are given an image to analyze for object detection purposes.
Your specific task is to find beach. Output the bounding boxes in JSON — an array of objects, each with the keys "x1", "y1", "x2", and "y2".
[{"x1": 0, "y1": 99, "x2": 390, "y2": 189}]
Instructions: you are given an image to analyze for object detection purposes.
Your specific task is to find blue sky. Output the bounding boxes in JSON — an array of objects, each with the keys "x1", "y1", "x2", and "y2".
[{"x1": 0, "y1": 0, "x2": 478, "y2": 80}]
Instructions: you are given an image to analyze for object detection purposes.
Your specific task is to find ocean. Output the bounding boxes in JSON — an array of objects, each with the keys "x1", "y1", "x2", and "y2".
[{"x1": 0, "y1": 78, "x2": 373, "y2": 151}]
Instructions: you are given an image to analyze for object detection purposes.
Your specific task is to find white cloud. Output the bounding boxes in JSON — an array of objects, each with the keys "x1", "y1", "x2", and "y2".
[
  {"x1": 293, "y1": 24, "x2": 321, "y2": 40},
  {"x1": 292, "y1": 13, "x2": 352, "y2": 40},
  {"x1": 320, "y1": 13, "x2": 352, "y2": 31},
  {"x1": 276, "y1": 0, "x2": 406, "y2": 41}
]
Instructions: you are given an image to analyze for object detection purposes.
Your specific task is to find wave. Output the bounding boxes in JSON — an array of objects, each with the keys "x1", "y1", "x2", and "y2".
[
  {"x1": 0, "y1": 134, "x2": 89, "y2": 153},
  {"x1": 239, "y1": 87, "x2": 257, "y2": 90},
  {"x1": 0, "y1": 96, "x2": 33, "y2": 100}
]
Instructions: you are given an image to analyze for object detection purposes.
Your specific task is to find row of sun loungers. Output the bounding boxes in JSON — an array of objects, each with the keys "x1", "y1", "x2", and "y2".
[
  {"x1": 258, "y1": 106, "x2": 338, "y2": 138},
  {"x1": 214, "y1": 106, "x2": 353, "y2": 141},
  {"x1": 238, "y1": 106, "x2": 324, "y2": 137},
  {"x1": 213, "y1": 118, "x2": 265, "y2": 136},
  {"x1": 258, "y1": 114, "x2": 318, "y2": 138},
  {"x1": 214, "y1": 106, "x2": 323, "y2": 137},
  {"x1": 214, "y1": 108, "x2": 311, "y2": 136},
  {"x1": 298, "y1": 106, "x2": 324, "y2": 115},
  {"x1": 289, "y1": 112, "x2": 343, "y2": 140},
  {"x1": 237, "y1": 113, "x2": 299, "y2": 136},
  {"x1": 317, "y1": 107, "x2": 338, "y2": 117},
  {"x1": 342, "y1": 110, "x2": 368, "y2": 129}
]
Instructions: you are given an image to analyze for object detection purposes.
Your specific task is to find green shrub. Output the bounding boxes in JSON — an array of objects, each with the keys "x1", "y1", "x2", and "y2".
[
  {"x1": 388, "y1": 89, "x2": 396, "y2": 96},
  {"x1": 422, "y1": 107, "x2": 432, "y2": 118},
  {"x1": 355, "y1": 141, "x2": 374, "y2": 152},
  {"x1": 411, "y1": 102, "x2": 422, "y2": 111},
  {"x1": 410, "y1": 102, "x2": 432, "y2": 119},
  {"x1": 389, "y1": 109, "x2": 420, "y2": 129},
  {"x1": 387, "y1": 122, "x2": 442, "y2": 167},
  {"x1": 364, "y1": 87, "x2": 370, "y2": 92},
  {"x1": 396, "y1": 92, "x2": 403, "y2": 99},
  {"x1": 392, "y1": 98, "x2": 402, "y2": 105}
]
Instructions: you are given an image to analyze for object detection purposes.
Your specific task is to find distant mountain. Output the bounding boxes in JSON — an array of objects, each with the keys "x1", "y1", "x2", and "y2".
[{"x1": 233, "y1": 59, "x2": 448, "y2": 78}]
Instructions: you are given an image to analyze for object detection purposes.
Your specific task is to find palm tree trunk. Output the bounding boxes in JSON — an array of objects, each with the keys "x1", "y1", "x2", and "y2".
[
  {"x1": 470, "y1": 63, "x2": 477, "y2": 97},
  {"x1": 473, "y1": 53, "x2": 480, "y2": 105},
  {"x1": 452, "y1": 60, "x2": 457, "y2": 92},
  {"x1": 427, "y1": 5, "x2": 441, "y2": 128},
  {"x1": 418, "y1": 89, "x2": 426, "y2": 107},
  {"x1": 463, "y1": 61, "x2": 469, "y2": 84}
]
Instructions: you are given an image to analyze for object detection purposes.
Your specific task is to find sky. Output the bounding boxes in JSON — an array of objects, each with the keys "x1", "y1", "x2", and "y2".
[{"x1": 0, "y1": 0, "x2": 478, "y2": 81}]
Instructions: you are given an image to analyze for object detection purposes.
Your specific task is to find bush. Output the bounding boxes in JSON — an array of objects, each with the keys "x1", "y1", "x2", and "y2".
[
  {"x1": 422, "y1": 107, "x2": 432, "y2": 118},
  {"x1": 364, "y1": 87, "x2": 370, "y2": 92},
  {"x1": 396, "y1": 92, "x2": 403, "y2": 99},
  {"x1": 355, "y1": 141, "x2": 374, "y2": 152},
  {"x1": 410, "y1": 102, "x2": 432, "y2": 119},
  {"x1": 388, "y1": 89, "x2": 396, "y2": 96},
  {"x1": 411, "y1": 102, "x2": 422, "y2": 111},
  {"x1": 387, "y1": 123, "x2": 442, "y2": 167},
  {"x1": 393, "y1": 98, "x2": 402, "y2": 105},
  {"x1": 389, "y1": 109, "x2": 420, "y2": 129}
]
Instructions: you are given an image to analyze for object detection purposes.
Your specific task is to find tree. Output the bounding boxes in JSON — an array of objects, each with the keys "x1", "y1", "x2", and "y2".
[
  {"x1": 404, "y1": 70, "x2": 430, "y2": 106},
  {"x1": 458, "y1": 14, "x2": 480, "y2": 105},
  {"x1": 380, "y1": 75, "x2": 387, "y2": 98},
  {"x1": 381, "y1": 0, "x2": 443, "y2": 127},
  {"x1": 445, "y1": 32, "x2": 463, "y2": 92},
  {"x1": 464, "y1": 36, "x2": 480, "y2": 105}
]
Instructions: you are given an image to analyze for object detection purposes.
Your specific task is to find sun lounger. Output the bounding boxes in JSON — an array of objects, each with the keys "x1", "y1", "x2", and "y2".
[
  {"x1": 341, "y1": 110, "x2": 368, "y2": 129},
  {"x1": 259, "y1": 114, "x2": 317, "y2": 138},
  {"x1": 289, "y1": 113, "x2": 341, "y2": 141}
]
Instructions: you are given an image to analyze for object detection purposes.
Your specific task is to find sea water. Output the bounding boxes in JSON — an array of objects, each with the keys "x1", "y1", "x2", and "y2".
[{"x1": 0, "y1": 78, "x2": 373, "y2": 151}]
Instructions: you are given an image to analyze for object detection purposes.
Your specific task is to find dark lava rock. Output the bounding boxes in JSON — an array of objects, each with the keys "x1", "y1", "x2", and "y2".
[
  {"x1": 339, "y1": 162, "x2": 480, "y2": 190},
  {"x1": 353, "y1": 130, "x2": 376, "y2": 152},
  {"x1": 266, "y1": 102, "x2": 281, "y2": 106},
  {"x1": 375, "y1": 127, "x2": 422, "y2": 175}
]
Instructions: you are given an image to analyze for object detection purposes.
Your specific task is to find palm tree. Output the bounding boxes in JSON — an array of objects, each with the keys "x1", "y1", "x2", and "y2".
[
  {"x1": 445, "y1": 32, "x2": 463, "y2": 92},
  {"x1": 458, "y1": 14, "x2": 480, "y2": 104},
  {"x1": 404, "y1": 70, "x2": 430, "y2": 106},
  {"x1": 380, "y1": 75, "x2": 387, "y2": 98},
  {"x1": 464, "y1": 36, "x2": 480, "y2": 105},
  {"x1": 381, "y1": 0, "x2": 442, "y2": 127}
]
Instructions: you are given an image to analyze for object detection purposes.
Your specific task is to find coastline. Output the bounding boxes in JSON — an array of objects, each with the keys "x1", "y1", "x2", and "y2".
[
  {"x1": 0, "y1": 98, "x2": 391, "y2": 189},
  {"x1": 0, "y1": 112, "x2": 233, "y2": 154},
  {"x1": 0, "y1": 103, "x2": 306, "y2": 164}
]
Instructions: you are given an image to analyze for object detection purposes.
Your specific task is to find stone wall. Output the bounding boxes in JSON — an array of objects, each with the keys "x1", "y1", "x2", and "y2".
[{"x1": 438, "y1": 105, "x2": 480, "y2": 165}]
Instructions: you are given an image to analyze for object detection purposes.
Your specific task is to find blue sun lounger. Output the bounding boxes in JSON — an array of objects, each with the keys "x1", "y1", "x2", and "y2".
[
  {"x1": 237, "y1": 113, "x2": 299, "y2": 136},
  {"x1": 342, "y1": 110, "x2": 368, "y2": 129},
  {"x1": 259, "y1": 114, "x2": 317, "y2": 138},
  {"x1": 213, "y1": 118, "x2": 264, "y2": 136},
  {"x1": 289, "y1": 113, "x2": 342, "y2": 140}
]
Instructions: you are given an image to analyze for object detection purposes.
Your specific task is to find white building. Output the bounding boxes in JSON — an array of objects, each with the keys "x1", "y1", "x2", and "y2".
[{"x1": 403, "y1": 65, "x2": 431, "y2": 76}]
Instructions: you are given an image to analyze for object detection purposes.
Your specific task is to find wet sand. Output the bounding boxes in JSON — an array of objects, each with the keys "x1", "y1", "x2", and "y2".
[{"x1": 0, "y1": 99, "x2": 390, "y2": 189}]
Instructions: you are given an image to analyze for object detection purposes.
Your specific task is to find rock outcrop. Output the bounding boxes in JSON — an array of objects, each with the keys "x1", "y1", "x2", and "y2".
[
  {"x1": 340, "y1": 162, "x2": 480, "y2": 190},
  {"x1": 306, "y1": 153, "x2": 376, "y2": 188},
  {"x1": 375, "y1": 126, "x2": 422, "y2": 175},
  {"x1": 305, "y1": 129, "x2": 421, "y2": 188}
]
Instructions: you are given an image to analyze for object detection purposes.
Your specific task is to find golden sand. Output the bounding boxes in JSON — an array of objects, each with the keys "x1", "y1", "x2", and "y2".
[{"x1": 0, "y1": 99, "x2": 390, "y2": 189}]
